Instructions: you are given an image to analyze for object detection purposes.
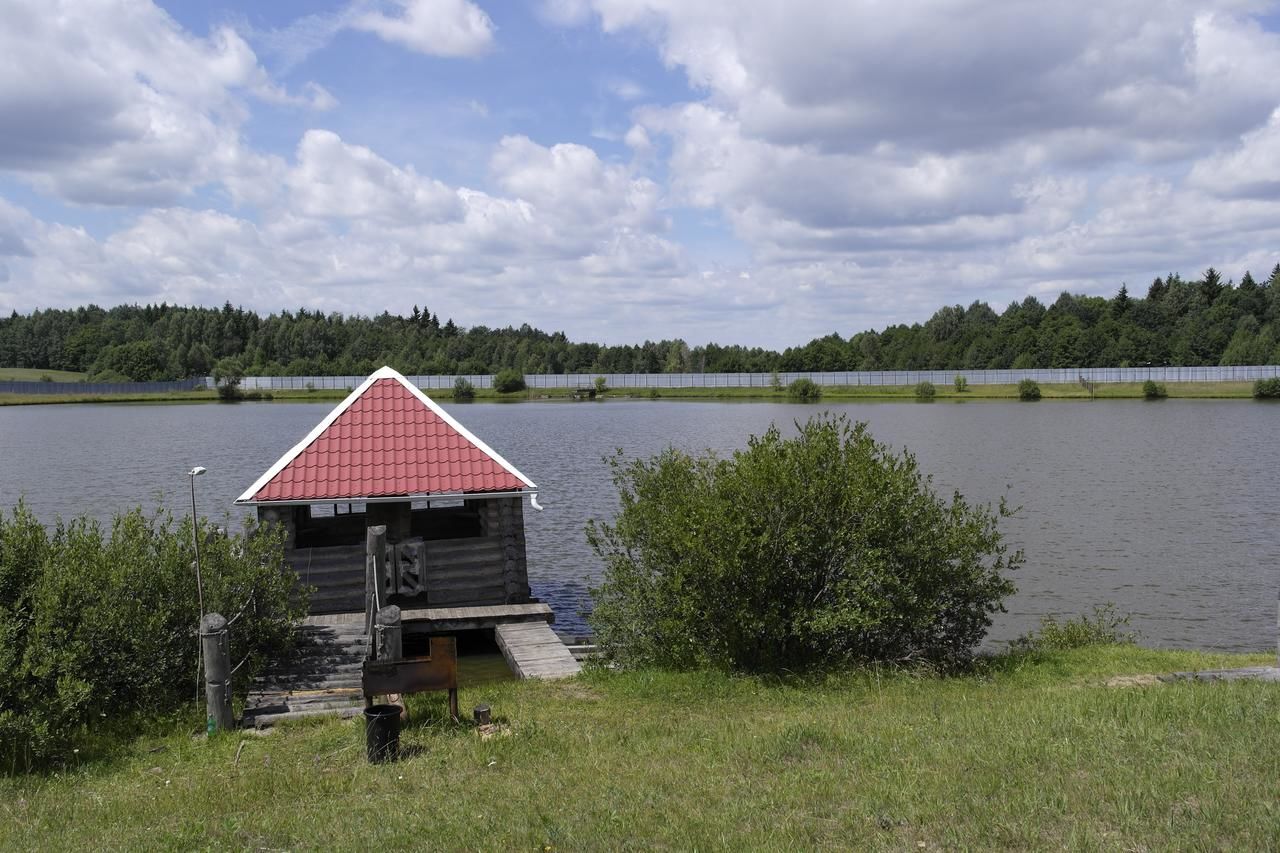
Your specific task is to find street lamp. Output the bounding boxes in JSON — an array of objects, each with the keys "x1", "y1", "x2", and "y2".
[{"x1": 188, "y1": 466, "x2": 207, "y2": 617}]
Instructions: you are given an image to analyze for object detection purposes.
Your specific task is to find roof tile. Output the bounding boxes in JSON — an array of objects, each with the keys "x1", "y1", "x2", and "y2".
[{"x1": 250, "y1": 375, "x2": 528, "y2": 502}]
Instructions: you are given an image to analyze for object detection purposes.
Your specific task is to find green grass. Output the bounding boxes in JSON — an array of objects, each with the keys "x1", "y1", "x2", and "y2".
[
  {"x1": 0, "y1": 367, "x2": 88, "y2": 382},
  {"x1": 3, "y1": 647, "x2": 1278, "y2": 850}
]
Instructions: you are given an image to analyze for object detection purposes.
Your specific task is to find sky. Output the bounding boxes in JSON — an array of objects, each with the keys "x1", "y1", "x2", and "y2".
[{"x1": 3, "y1": 1, "x2": 1280, "y2": 349}]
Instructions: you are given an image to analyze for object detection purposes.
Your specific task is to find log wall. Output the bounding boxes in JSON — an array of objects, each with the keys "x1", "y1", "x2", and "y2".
[{"x1": 278, "y1": 496, "x2": 533, "y2": 615}]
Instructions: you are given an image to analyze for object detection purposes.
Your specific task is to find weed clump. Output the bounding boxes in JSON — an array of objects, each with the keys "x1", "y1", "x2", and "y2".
[{"x1": 1013, "y1": 604, "x2": 1137, "y2": 652}]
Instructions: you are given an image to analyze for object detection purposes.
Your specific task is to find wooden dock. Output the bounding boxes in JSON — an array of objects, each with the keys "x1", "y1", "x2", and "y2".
[
  {"x1": 495, "y1": 621, "x2": 582, "y2": 679},
  {"x1": 242, "y1": 604, "x2": 579, "y2": 727}
]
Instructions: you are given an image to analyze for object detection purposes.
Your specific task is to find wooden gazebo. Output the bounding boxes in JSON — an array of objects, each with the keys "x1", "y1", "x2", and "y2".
[{"x1": 236, "y1": 366, "x2": 540, "y2": 615}]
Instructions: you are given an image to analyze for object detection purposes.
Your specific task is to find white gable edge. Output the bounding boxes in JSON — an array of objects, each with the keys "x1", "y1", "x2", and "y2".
[
  {"x1": 390, "y1": 368, "x2": 538, "y2": 490},
  {"x1": 233, "y1": 366, "x2": 536, "y2": 505}
]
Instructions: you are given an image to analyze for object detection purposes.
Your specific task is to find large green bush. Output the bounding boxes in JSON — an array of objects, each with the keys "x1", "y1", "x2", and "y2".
[
  {"x1": 1017, "y1": 379, "x2": 1041, "y2": 401},
  {"x1": 786, "y1": 377, "x2": 822, "y2": 401},
  {"x1": 914, "y1": 381, "x2": 936, "y2": 399},
  {"x1": 451, "y1": 377, "x2": 475, "y2": 401},
  {"x1": 1253, "y1": 377, "x2": 1280, "y2": 398},
  {"x1": 587, "y1": 415, "x2": 1020, "y2": 673},
  {"x1": 0, "y1": 504, "x2": 302, "y2": 770},
  {"x1": 493, "y1": 369, "x2": 526, "y2": 394},
  {"x1": 1142, "y1": 380, "x2": 1167, "y2": 399}
]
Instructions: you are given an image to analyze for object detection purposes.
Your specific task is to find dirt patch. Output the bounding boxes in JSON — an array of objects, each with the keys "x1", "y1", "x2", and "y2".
[{"x1": 1104, "y1": 674, "x2": 1162, "y2": 688}]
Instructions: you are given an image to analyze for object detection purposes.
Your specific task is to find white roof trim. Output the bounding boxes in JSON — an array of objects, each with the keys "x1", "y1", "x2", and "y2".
[
  {"x1": 239, "y1": 489, "x2": 536, "y2": 507},
  {"x1": 234, "y1": 365, "x2": 536, "y2": 505}
]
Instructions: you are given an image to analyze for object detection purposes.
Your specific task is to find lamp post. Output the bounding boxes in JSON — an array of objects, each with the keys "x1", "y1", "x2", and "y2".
[{"x1": 188, "y1": 466, "x2": 206, "y2": 617}]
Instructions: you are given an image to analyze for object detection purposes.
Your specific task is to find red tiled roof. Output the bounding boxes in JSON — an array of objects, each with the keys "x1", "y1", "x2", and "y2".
[{"x1": 238, "y1": 368, "x2": 532, "y2": 504}]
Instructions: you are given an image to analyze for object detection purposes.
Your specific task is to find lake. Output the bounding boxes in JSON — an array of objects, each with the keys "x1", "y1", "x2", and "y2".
[{"x1": 1, "y1": 398, "x2": 1276, "y2": 651}]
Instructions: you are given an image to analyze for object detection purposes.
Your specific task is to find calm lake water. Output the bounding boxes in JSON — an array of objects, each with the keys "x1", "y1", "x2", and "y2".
[{"x1": 1, "y1": 398, "x2": 1276, "y2": 651}]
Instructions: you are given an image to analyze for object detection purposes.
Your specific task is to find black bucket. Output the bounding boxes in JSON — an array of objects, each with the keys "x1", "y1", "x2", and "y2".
[{"x1": 364, "y1": 704, "x2": 402, "y2": 763}]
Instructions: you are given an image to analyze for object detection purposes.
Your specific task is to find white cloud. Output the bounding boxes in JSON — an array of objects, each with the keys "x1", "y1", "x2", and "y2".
[
  {"x1": 1189, "y1": 108, "x2": 1280, "y2": 199},
  {"x1": 287, "y1": 130, "x2": 465, "y2": 224},
  {"x1": 352, "y1": 0, "x2": 495, "y2": 57},
  {"x1": 545, "y1": 0, "x2": 1280, "y2": 334},
  {"x1": 0, "y1": 0, "x2": 333, "y2": 206}
]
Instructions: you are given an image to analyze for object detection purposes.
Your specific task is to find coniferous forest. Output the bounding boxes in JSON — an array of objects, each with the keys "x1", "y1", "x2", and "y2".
[{"x1": 2, "y1": 266, "x2": 1279, "y2": 381}]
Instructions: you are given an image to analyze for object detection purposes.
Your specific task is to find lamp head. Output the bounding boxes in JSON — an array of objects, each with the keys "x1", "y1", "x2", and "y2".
[{"x1": 189, "y1": 466, "x2": 207, "y2": 477}]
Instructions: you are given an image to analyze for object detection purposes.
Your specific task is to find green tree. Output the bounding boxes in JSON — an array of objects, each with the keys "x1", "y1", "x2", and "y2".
[{"x1": 587, "y1": 415, "x2": 1020, "y2": 672}]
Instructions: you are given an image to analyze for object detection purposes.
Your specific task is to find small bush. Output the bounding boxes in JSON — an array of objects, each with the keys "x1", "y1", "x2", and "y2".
[
  {"x1": 1253, "y1": 377, "x2": 1280, "y2": 399},
  {"x1": 305, "y1": 382, "x2": 315, "y2": 393},
  {"x1": 493, "y1": 369, "x2": 526, "y2": 394},
  {"x1": 787, "y1": 378, "x2": 822, "y2": 401},
  {"x1": 587, "y1": 414, "x2": 1021, "y2": 673},
  {"x1": 914, "y1": 381, "x2": 936, "y2": 399},
  {"x1": 1142, "y1": 380, "x2": 1167, "y2": 399},
  {"x1": 452, "y1": 377, "x2": 476, "y2": 401},
  {"x1": 1017, "y1": 379, "x2": 1041, "y2": 401},
  {"x1": 1012, "y1": 604, "x2": 1137, "y2": 652},
  {"x1": 0, "y1": 503, "x2": 302, "y2": 769},
  {"x1": 594, "y1": 376, "x2": 609, "y2": 395},
  {"x1": 954, "y1": 375, "x2": 968, "y2": 392},
  {"x1": 38, "y1": 374, "x2": 53, "y2": 383},
  {"x1": 648, "y1": 388, "x2": 660, "y2": 399},
  {"x1": 770, "y1": 371, "x2": 783, "y2": 392}
]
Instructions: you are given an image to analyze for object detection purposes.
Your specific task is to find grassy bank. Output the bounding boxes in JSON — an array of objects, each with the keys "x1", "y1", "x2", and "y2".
[
  {"x1": 3, "y1": 646, "x2": 1278, "y2": 850},
  {"x1": 0, "y1": 367, "x2": 89, "y2": 382},
  {"x1": 0, "y1": 380, "x2": 1265, "y2": 407}
]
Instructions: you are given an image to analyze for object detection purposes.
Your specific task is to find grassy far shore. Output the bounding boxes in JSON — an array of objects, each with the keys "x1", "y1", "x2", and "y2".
[
  {"x1": 0, "y1": 380, "x2": 1267, "y2": 406},
  {"x1": 2, "y1": 646, "x2": 1277, "y2": 850}
]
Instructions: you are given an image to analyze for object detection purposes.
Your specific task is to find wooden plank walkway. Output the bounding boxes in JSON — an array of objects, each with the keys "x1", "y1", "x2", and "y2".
[
  {"x1": 305, "y1": 602, "x2": 555, "y2": 632},
  {"x1": 495, "y1": 621, "x2": 582, "y2": 680}
]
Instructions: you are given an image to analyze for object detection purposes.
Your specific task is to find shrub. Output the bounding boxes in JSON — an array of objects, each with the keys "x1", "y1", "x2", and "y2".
[
  {"x1": 914, "y1": 381, "x2": 936, "y2": 399},
  {"x1": 587, "y1": 414, "x2": 1021, "y2": 673},
  {"x1": 0, "y1": 503, "x2": 302, "y2": 769},
  {"x1": 1142, "y1": 380, "x2": 1167, "y2": 399},
  {"x1": 1017, "y1": 379, "x2": 1041, "y2": 401},
  {"x1": 954, "y1": 375, "x2": 968, "y2": 392},
  {"x1": 1253, "y1": 377, "x2": 1280, "y2": 399},
  {"x1": 38, "y1": 374, "x2": 53, "y2": 383},
  {"x1": 1012, "y1": 604, "x2": 1137, "y2": 653},
  {"x1": 787, "y1": 377, "x2": 822, "y2": 401},
  {"x1": 493, "y1": 368, "x2": 526, "y2": 394},
  {"x1": 212, "y1": 356, "x2": 245, "y2": 401},
  {"x1": 770, "y1": 371, "x2": 783, "y2": 392},
  {"x1": 452, "y1": 377, "x2": 475, "y2": 401},
  {"x1": 594, "y1": 376, "x2": 609, "y2": 395}
]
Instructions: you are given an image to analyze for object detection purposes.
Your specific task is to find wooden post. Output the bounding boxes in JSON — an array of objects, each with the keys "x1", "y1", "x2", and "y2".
[
  {"x1": 376, "y1": 605, "x2": 403, "y2": 661},
  {"x1": 366, "y1": 524, "x2": 386, "y2": 660},
  {"x1": 368, "y1": 524, "x2": 388, "y2": 599},
  {"x1": 200, "y1": 613, "x2": 234, "y2": 733}
]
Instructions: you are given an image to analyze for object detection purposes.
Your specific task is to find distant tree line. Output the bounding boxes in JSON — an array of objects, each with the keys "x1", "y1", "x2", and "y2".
[{"x1": 2, "y1": 265, "x2": 1278, "y2": 381}]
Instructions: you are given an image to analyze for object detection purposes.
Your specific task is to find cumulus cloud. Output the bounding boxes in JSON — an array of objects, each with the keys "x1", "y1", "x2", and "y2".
[
  {"x1": 546, "y1": 0, "x2": 1280, "y2": 332},
  {"x1": 287, "y1": 130, "x2": 465, "y2": 224},
  {"x1": 0, "y1": 0, "x2": 333, "y2": 206},
  {"x1": 352, "y1": 0, "x2": 496, "y2": 57}
]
